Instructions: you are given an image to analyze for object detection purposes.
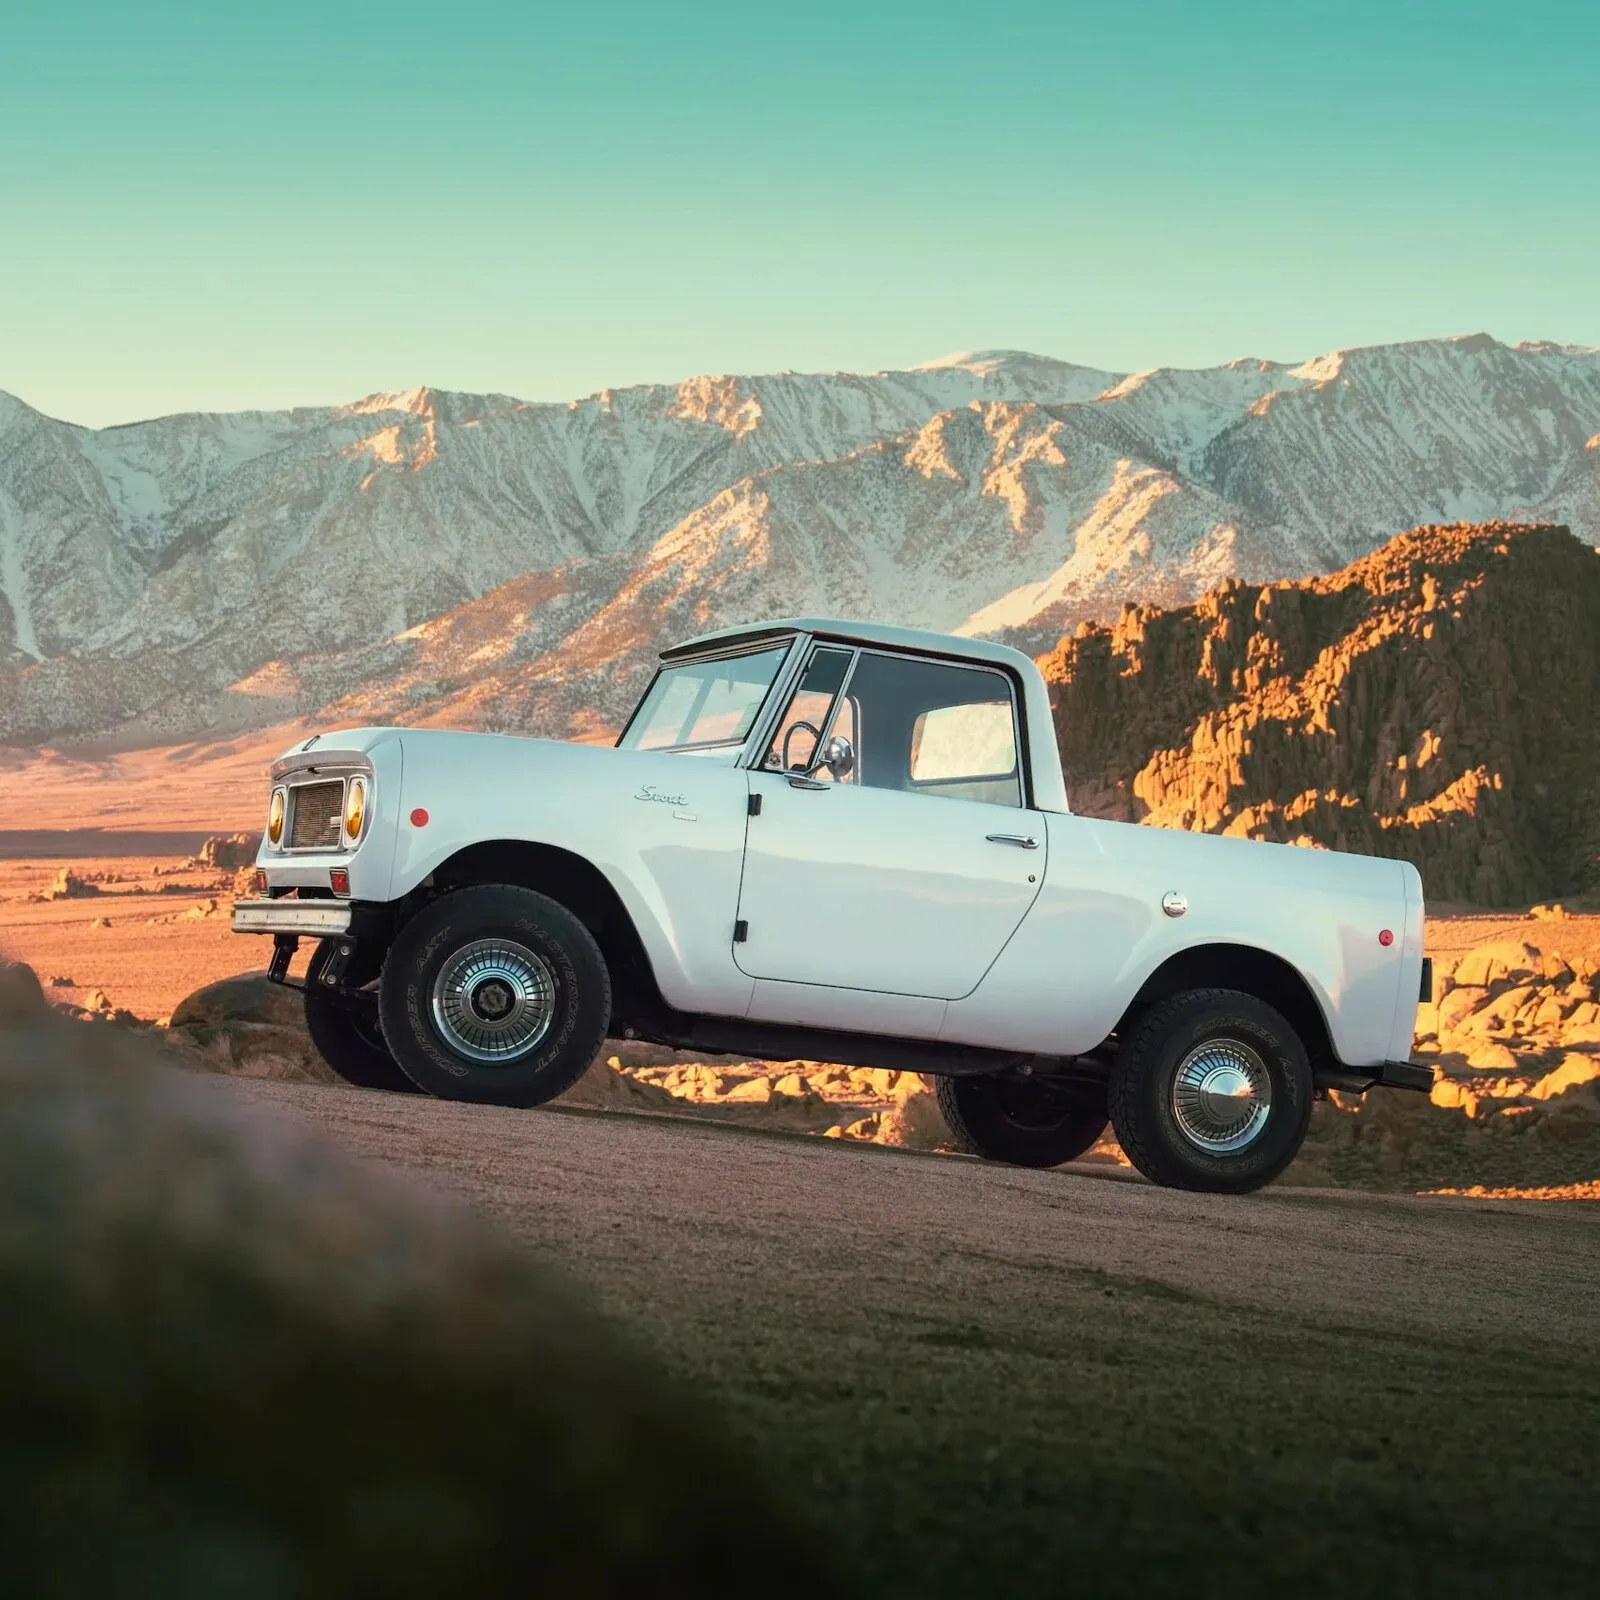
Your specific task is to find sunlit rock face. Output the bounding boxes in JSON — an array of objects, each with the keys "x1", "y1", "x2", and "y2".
[
  {"x1": 1039, "y1": 520, "x2": 1600, "y2": 905},
  {"x1": 2, "y1": 336, "x2": 1597, "y2": 745}
]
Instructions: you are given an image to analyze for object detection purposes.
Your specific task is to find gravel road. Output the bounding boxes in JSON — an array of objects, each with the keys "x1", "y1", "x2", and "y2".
[
  {"x1": 232, "y1": 1080, "x2": 1597, "y2": 1347},
  {"x1": 229, "y1": 1081, "x2": 1600, "y2": 1599}
]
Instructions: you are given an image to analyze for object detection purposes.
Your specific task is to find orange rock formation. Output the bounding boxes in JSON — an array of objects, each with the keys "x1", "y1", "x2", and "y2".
[{"x1": 1037, "y1": 522, "x2": 1600, "y2": 905}]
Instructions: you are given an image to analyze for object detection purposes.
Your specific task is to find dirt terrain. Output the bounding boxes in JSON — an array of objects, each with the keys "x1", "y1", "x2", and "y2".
[
  {"x1": 2, "y1": 713, "x2": 1598, "y2": 1203},
  {"x1": 220, "y1": 1078, "x2": 1599, "y2": 1599},
  {"x1": 3, "y1": 827, "x2": 1598, "y2": 1199}
]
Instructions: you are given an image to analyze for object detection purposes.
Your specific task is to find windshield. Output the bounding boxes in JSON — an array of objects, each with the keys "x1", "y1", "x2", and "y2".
[{"x1": 618, "y1": 644, "x2": 791, "y2": 753}]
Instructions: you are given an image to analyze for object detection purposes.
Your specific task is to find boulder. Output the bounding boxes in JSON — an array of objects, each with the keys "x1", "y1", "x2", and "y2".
[
  {"x1": 166, "y1": 972, "x2": 333, "y2": 1083},
  {"x1": 1430, "y1": 1078, "x2": 1480, "y2": 1115},
  {"x1": 1436, "y1": 985, "x2": 1488, "y2": 1033},
  {"x1": 1465, "y1": 1042, "x2": 1521, "y2": 1073},
  {"x1": 1529, "y1": 903, "x2": 1571, "y2": 921},
  {"x1": 1453, "y1": 941, "x2": 1542, "y2": 990},
  {"x1": 42, "y1": 867, "x2": 101, "y2": 901},
  {"x1": 197, "y1": 832, "x2": 262, "y2": 870},
  {"x1": 558, "y1": 1056, "x2": 679, "y2": 1112},
  {"x1": 170, "y1": 971, "x2": 307, "y2": 1031},
  {"x1": 878, "y1": 1078, "x2": 950, "y2": 1151},
  {"x1": 1529, "y1": 1054, "x2": 1600, "y2": 1103},
  {"x1": 0, "y1": 967, "x2": 834, "y2": 1596},
  {"x1": 0, "y1": 961, "x2": 49, "y2": 1028}
]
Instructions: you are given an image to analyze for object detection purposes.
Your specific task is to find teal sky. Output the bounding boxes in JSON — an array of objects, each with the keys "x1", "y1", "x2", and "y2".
[{"x1": 2, "y1": 0, "x2": 1596, "y2": 427}]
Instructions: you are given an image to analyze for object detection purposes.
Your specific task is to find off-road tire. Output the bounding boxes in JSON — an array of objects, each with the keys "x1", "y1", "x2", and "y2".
[
  {"x1": 935, "y1": 1074, "x2": 1109, "y2": 1169},
  {"x1": 379, "y1": 885, "x2": 611, "y2": 1107},
  {"x1": 1108, "y1": 987, "x2": 1313, "y2": 1194},
  {"x1": 303, "y1": 938, "x2": 421, "y2": 1094}
]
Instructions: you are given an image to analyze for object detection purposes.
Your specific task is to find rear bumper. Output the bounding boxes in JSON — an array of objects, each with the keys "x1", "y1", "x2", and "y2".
[
  {"x1": 1314, "y1": 1057, "x2": 1436, "y2": 1096},
  {"x1": 1376, "y1": 1058, "x2": 1434, "y2": 1094},
  {"x1": 232, "y1": 898, "x2": 352, "y2": 937}
]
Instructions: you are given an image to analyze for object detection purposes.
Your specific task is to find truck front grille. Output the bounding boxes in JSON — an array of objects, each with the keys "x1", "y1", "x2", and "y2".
[{"x1": 288, "y1": 780, "x2": 345, "y2": 850}]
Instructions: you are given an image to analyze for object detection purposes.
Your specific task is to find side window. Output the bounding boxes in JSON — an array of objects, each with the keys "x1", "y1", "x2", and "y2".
[
  {"x1": 761, "y1": 647, "x2": 852, "y2": 772},
  {"x1": 911, "y1": 703, "x2": 1017, "y2": 783},
  {"x1": 846, "y1": 652, "x2": 1023, "y2": 808}
]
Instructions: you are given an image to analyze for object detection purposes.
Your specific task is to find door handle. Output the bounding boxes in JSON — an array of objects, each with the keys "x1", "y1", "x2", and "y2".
[
  {"x1": 986, "y1": 832, "x2": 1038, "y2": 849},
  {"x1": 787, "y1": 775, "x2": 831, "y2": 791}
]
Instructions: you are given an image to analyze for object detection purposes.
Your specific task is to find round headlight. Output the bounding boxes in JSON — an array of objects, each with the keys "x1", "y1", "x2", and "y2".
[
  {"x1": 267, "y1": 788, "x2": 285, "y2": 846},
  {"x1": 344, "y1": 777, "x2": 367, "y2": 841}
]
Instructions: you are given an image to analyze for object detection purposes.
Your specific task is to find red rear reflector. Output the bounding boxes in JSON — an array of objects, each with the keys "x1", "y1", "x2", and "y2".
[
  {"x1": 1378, "y1": 929, "x2": 1394, "y2": 947},
  {"x1": 254, "y1": 869, "x2": 268, "y2": 893},
  {"x1": 329, "y1": 868, "x2": 351, "y2": 896},
  {"x1": 410, "y1": 808, "x2": 429, "y2": 827}
]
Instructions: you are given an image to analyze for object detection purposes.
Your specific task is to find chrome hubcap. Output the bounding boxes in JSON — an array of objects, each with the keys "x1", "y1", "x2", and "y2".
[
  {"x1": 430, "y1": 939, "x2": 556, "y2": 1065},
  {"x1": 1171, "y1": 1038, "x2": 1272, "y2": 1155}
]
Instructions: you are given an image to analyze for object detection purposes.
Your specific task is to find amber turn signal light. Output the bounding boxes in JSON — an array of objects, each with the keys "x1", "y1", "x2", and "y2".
[{"x1": 267, "y1": 787, "x2": 286, "y2": 845}]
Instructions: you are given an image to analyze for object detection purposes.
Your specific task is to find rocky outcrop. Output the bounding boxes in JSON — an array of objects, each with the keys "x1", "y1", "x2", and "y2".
[
  {"x1": 1279, "y1": 934, "x2": 1600, "y2": 1192},
  {"x1": 0, "y1": 959, "x2": 836, "y2": 1595},
  {"x1": 157, "y1": 970, "x2": 953, "y2": 1143},
  {"x1": 195, "y1": 831, "x2": 262, "y2": 870},
  {"x1": 38, "y1": 867, "x2": 102, "y2": 901},
  {"x1": 1039, "y1": 522, "x2": 1600, "y2": 904}
]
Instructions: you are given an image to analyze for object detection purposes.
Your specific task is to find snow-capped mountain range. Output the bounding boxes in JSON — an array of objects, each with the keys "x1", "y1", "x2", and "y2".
[{"x1": 1, "y1": 334, "x2": 1597, "y2": 746}]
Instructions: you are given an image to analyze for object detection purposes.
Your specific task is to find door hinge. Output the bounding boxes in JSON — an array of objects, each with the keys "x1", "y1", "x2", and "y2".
[
  {"x1": 733, "y1": 919, "x2": 749, "y2": 944},
  {"x1": 747, "y1": 793, "x2": 762, "y2": 817}
]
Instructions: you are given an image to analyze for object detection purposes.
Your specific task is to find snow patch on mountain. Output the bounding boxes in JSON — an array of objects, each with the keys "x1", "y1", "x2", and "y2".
[{"x1": 1, "y1": 336, "x2": 1598, "y2": 746}]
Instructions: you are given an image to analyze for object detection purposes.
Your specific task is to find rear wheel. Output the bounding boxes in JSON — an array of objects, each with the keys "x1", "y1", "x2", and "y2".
[
  {"x1": 303, "y1": 938, "x2": 420, "y2": 1094},
  {"x1": 1108, "y1": 987, "x2": 1313, "y2": 1194},
  {"x1": 935, "y1": 1074, "x2": 1109, "y2": 1168},
  {"x1": 379, "y1": 885, "x2": 611, "y2": 1107}
]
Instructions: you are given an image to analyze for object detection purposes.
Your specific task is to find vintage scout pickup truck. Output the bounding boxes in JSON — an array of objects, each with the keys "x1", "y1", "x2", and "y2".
[{"x1": 233, "y1": 618, "x2": 1431, "y2": 1193}]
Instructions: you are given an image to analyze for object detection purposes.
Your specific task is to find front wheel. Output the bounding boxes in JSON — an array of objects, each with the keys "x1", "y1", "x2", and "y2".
[
  {"x1": 935, "y1": 1074, "x2": 1109, "y2": 1168},
  {"x1": 1108, "y1": 988, "x2": 1313, "y2": 1194},
  {"x1": 379, "y1": 885, "x2": 612, "y2": 1107}
]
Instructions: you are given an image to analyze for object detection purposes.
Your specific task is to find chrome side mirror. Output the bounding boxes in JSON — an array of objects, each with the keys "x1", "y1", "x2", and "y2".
[{"x1": 819, "y1": 734, "x2": 855, "y2": 781}]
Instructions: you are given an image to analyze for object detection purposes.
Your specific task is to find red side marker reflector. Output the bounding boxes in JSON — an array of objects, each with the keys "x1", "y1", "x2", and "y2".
[
  {"x1": 329, "y1": 867, "x2": 350, "y2": 896},
  {"x1": 1378, "y1": 929, "x2": 1394, "y2": 947},
  {"x1": 254, "y1": 869, "x2": 268, "y2": 893},
  {"x1": 410, "y1": 808, "x2": 430, "y2": 828}
]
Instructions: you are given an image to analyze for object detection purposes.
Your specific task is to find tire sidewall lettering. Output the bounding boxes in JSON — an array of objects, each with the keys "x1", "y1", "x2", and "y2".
[{"x1": 380, "y1": 886, "x2": 611, "y2": 1105}]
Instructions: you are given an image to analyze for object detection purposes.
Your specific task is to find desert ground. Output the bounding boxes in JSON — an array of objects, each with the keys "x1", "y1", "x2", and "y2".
[
  {"x1": 3, "y1": 741, "x2": 1599, "y2": 1595},
  {"x1": 217, "y1": 1079, "x2": 1600, "y2": 1598},
  {"x1": 3, "y1": 730, "x2": 1599, "y2": 1197}
]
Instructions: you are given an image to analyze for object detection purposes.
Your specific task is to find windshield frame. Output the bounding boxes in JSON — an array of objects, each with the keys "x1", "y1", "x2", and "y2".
[{"x1": 615, "y1": 637, "x2": 802, "y2": 756}]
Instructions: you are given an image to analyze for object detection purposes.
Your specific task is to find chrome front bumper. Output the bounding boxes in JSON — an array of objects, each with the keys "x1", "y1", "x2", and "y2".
[{"x1": 232, "y1": 898, "x2": 352, "y2": 936}]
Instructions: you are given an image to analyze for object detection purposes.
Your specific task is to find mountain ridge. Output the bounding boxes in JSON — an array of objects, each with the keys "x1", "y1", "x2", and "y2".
[{"x1": 3, "y1": 335, "x2": 1599, "y2": 748}]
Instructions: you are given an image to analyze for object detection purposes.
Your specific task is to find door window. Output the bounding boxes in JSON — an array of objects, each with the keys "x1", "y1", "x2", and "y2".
[{"x1": 845, "y1": 652, "x2": 1023, "y2": 808}]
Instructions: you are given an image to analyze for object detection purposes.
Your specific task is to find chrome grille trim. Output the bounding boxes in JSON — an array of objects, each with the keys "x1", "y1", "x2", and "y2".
[{"x1": 287, "y1": 779, "x2": 346, "y2": 852}]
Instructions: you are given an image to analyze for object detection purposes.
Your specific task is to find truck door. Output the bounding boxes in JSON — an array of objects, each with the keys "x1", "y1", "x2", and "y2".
[{"x1": 735, "y1": 646, "x2": 1045, "y2": 1002}]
